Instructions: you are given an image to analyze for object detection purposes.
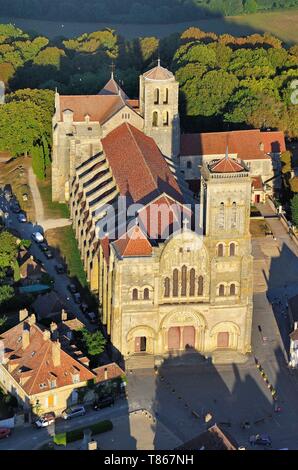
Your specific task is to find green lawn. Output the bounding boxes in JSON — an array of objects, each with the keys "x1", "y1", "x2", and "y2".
[
  {"x1": 37, "y1": 171, "x2": 69, "y2": 219},
  {"x1": 45, "y1": 226, "x2": 87, "y2": 287}
]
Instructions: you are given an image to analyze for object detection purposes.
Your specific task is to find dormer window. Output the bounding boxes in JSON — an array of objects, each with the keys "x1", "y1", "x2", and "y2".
[
  {"x1": 49, "y1": 379, "x2": 56, "y2": 389},
  {"x1": 72, "y1": 373, "x2": 80, "y2": 384},
  {"x1": 39, "y1": 383, "x2": 47, "y2": 389}
]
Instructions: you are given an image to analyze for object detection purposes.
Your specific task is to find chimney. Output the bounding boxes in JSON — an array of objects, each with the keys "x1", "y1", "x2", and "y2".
[
  {"x1": 28, "y1": 314, "x2": 36, "y2": 326},
  {"x1": 52, "y1": 341, "x2": 61, "y2": 367},
  {"x1": 22, "y1": 325, "x2": 30, "y2": 350},
  {"x1": 260, "y1": 141, "x2": 265, "y2": 152},
  {"x1": 50, "y1": 322, "x2": 59, "y2": 341},
  {"x1": 104, "y1": 367, "x2": 108, "y2": 381},
  {"x1": 43, "y1": 330, "x2": 51, "y2": 341},
  {"x1": 61, "y1": 309, "x2": 67, "y2": 322},
  {"x1": 19, "y1": 309, "x2": 29, "y2": 323}
]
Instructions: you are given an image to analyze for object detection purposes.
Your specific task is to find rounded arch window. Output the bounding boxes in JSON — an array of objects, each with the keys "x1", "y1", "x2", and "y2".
[
  {"x1": 163, "y1": 111, "x2": 169, "y2": 127},
  {"x1": 219, "y1": 284, "x2": 225, "y2": 296},
  {"x1": 229, "y1": 243, "x2": 236, "y2": 257},
  {"x1": 189, "y1": 268, "x2": 195, "y2": 296},
  {"x1": 173, "y1": 269, "x2": 179, "y2": 297},
  {"x1": 154, "y1": 88, "x2": 160, "y2": 105},
  {"x1": 230, "y1": 284, "x2": 236, "y2": 296},
  {"x1": 164, "y1": 277, "x2": 170, "y2": 298},
  {"x1": 132, "y1": 288, "x2": 138, "y2": 300},
  {"x1": 198, "y1": 275, "x2": 204, "y2": 296},
  {"x1": 144, "y1": 288, "x2": 150, "y2": 300},
  {"x1": 163, "y1": 88, "x2": 169, "y2": 104},
  {"x1": 181, "y1": 265, "x2": 187, "y2": 296},
  {"x1": 217, "y1": 243, "x2": 224, "y2": 257}
]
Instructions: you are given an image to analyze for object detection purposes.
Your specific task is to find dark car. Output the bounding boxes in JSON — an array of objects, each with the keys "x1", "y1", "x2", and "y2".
[
  {"x1": 67, "y1": 284, "x2": 78, "y2": 294},
  {"x1": 249, "y1": 434, "x2": 272, "y2": 447},
  {"x1": 12, "y1": 204, "x2": 21, "y2": 214},
  {"x1": 39, "y1": 242, "x2": 48, "y2": 252},
  {"x1": 86, "y1": 311, "x2": 97, "y2": 324},
  {"x1": 0, "y1": 427, "x2": 11, "y2": 439},
  {"x1": 44, "y1": 249, "x2": 53, "y2": 259},
  {"x1": 55, "y1": 264, "x2": 65, "y2": 274},
  {"x1": 73, "y1": 292, "x2": 81, "y2": 304},
  {"x1": 17, "y1": 212, "x2": 27, "y2": 223},
  {"x1": 93, "y1": 396, "x2": 114, "y2": 410}
]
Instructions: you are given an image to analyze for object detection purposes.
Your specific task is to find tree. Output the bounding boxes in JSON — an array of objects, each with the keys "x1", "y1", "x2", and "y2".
[
  {"x1": 0, "y1": 285, "x2": 14, "y2": 305},
  {"x1": 291, "y1": 194, "x2": 298, "y2": 227},
  {"x1": 0, "y1": 315, "x2": 7, "y2": 328},
  {"x1": 280, "y1": 151, "x2": 293, "y2": 174},
  {"x1": 0, "y1": 231, "x2": 18, "y2": 271},
  {"x1": 80, "y1": 328, "x2": 106, "y2": 356},
  {"x1": 244, "y1": 0, "x2": 258, "y2": 13}
]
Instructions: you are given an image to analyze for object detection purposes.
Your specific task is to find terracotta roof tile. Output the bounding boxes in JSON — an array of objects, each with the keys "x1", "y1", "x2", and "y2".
[
  {"x1": 260, "y1": 131, "x2": 286, "y2": 154},
  {"x1": 98, "y1": 77, "x2": 128, "y2": 100},
  {"x1": 209, "y1": 157, "x2": 246, "y2": 173},
  {"x1": 102, "y1": 123, "x2": 183, "y2": 204},
  {"x1": 252, "y1": 176, "x2": 263, "y2": 190},
  {"x1": 59, "y1": 95, "x2": 124, "y2": 123},
  {"x1": 113, "y1": 225, "x2": 152, "y2": 257},
  {"x1": 180, "y1": 129, "x2": 280, "y2": 160},
  {"x1": 143, "y1": 64, "x2": 174, "y2": 81},
  {"x1": 93, "y1": 362, "x2": 124, "y2": 383},
  {"x1": 0, "y1": 321, "x2": 95, "y2": 396}
]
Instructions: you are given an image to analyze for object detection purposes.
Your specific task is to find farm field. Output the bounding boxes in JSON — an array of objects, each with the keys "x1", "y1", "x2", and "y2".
[{"x1": 1, "y1": 9, "x2": 298, "y2": 43}]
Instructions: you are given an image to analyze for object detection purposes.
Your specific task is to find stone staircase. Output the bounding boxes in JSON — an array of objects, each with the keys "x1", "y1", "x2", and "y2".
[{"x1": 125, "y1": 353, "x2": 155, "y2": 370}]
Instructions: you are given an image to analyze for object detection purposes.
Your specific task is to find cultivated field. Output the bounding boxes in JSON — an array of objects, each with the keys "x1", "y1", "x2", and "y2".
[{"x1": 1, "y1": 9, "x2": 298, "y2": 43}]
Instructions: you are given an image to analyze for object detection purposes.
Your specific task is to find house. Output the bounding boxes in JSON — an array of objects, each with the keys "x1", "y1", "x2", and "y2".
[
  {"x1": 180, "y1": 129, "x2": 286, "y2": 203},
  {"x1": 176, "y1": 424, "x2": 238, "y2": 450},
  {"x1": 18, "y1": 249, "x2": 46, "y2": 284},
  {"x1": 288, "y1": 294, "x2": 298, "y2": 367},
  {"x1": 32, "y1": 290, "x2": 66, "y2": 320},
  {"x1": 0, "y1": 313, "x2": 95, "y2": 416}
]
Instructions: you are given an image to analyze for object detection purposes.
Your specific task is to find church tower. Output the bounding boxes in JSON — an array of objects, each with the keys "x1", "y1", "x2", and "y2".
[
  {"x1": 200, "y1": 155, "x2": 253, "y2": 356},
  {"x1": 139, "y1": 60, "x2": 180, "y2": 160}
]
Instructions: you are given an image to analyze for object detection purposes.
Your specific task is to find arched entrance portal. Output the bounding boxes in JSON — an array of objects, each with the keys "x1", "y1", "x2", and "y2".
[{"x1": 168, "y1": 326, "x2": 196, "y2": 351}]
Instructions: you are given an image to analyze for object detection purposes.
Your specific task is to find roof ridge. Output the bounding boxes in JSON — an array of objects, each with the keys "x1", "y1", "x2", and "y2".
[{"x1": 27, "y1": 340, "x2": 51, "y2": 395}]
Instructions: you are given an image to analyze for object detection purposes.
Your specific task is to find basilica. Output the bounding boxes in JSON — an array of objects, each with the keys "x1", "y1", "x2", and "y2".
[{"x1": 51, "y1": 61, "x2": 258, "y2": 365}]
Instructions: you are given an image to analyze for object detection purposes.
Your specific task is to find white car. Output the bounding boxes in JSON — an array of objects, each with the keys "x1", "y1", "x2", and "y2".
[
  {"x1": 34, "y1": 412, "x2": 55, "y2": 428},
  {"x1": 31, "y1": 231, "x2": 44, "y2": 243}
]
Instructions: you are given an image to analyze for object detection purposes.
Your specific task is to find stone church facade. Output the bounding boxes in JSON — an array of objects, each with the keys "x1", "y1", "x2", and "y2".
[{"x1": 52, "y1": 63, "x2": 253, "y2": 364}]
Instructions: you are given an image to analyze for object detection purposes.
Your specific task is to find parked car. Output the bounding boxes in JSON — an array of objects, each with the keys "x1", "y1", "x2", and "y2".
[
  {"x1": 44, "y1": 248, "x2": 53, "y2": 259},
  {"x1": 11, "y1": 203, "x2": 21, "y2": 214},
  {"x1": 34, "y1": 412, "x2": 55, "y2": 428},
  {"x1": 17, "y1": 212, "x2": 27, "y2": 223},
  {"x1": 0, "y1": 428, "x2": 11, "y2": 439},
  {"x1": 61, "y1": 405, "x2": 86, "y2": 420},
  {"x1": 31, "y1": 232, "x2": 44, "y2": 243},
  {"x1": 81, "y1": 302, "x2": 88, "y2": 313},
  {"x1": 55, "y1": 264, "x2": 65, "y2": 274},
  {"x1": 249, "y1": 434, "x2": 272, "y2": 447},
  {"x1": 86, "y1": 311, "x2": 97, "y2": 324},
  {"x1": 67, "y1": 284, "x2": 78, "y2": 294},
  {"x1": 93, "y1": 396, "x2": 114, "y2": 410},
  {"x1": 39, "y1": 242, "x2": 49, "y2": 252},
  {"x1": 73, "y1": 292, "x2": 81, "y2": 304}
]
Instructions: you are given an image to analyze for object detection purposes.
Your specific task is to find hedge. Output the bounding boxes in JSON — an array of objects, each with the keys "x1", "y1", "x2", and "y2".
[{"x1": 54, "y1": 420, "x2": 113, "y2": 446}]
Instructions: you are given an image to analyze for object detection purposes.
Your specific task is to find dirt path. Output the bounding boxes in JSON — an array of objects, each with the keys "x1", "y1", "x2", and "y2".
[
  {"x1": 28, "y1": 166, "x2": 71, "y2": 230},
  {"x1": 28, "y1": 166, "x2": 44, "y2": 224}
]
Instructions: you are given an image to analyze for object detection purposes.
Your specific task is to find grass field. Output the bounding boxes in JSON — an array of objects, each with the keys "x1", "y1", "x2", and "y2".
[
  {"x1": 37, "y1": 170, "x2": 69, "y2": 219},
  {"x1": 45, "y1": 225, "x2": 87, "y2": 286},
  {"x1": 1, "y1": 9, "x2": 298, "y2": 43}
]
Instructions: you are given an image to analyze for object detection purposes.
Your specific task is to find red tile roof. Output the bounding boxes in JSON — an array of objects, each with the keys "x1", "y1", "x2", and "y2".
[
  {"x1": 113, "y1": 225, "x2": 152, "y2": 257},
  {"x1": 93, "y1": 362, "x2": 124, "y2": 384},
  {"x1": 180, "y1": 129, "x2": 283, "y2": 160},
  {"x1": 260, "y1": 131, "x2": 286, "y2": 154},
  {"x1": 209, "y1": 157, "x2": 246, "y2": 173},
  {"x1": 59, "y1": 95, "x2": 124, "y2": 123},
  {"x1": 143, "y1": 64, "x2": 174, "y2": 81},
  {"x1": 252, "y1": 176, "x2": 263, "y2": 190},
  {"x1": 0, "y1": 320, "x2": 95, "y2": 396},
  {"x1": 101, "y1": 123, "x2": 183, "y2": 204}
]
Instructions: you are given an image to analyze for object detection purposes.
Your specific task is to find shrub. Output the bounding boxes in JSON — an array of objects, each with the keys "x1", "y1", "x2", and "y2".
[{"x1": 54, "y1": 420, "x2": 113, "y2": 446}]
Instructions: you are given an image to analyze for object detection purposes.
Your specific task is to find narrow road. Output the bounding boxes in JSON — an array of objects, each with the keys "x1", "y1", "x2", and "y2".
[{"x1": 28, "y1": 167, "x2": 44, "y2": 224}]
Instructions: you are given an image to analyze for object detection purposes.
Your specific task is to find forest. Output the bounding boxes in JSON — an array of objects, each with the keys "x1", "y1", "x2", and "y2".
[
  {"x1": 0, "y1": 0, "x2": 298, "y2": 24},
  {"x1": 0, "y1": 22, "x2": 297, "y2": 179}
]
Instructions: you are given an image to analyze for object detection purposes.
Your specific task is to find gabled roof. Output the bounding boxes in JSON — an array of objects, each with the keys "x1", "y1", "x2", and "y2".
[
  {"x1": 101, "y1": 123, "x2": 183, "y2": 205},
  {"x1": 59, "y1": 94, "x2": 125, "y2": 123},
  {"x1": 180, "y1": 129, "x2": 282, "y2": 160},
  {"x1": 0, "y1": 320, "x2": 95, "y2": 396},
  {"x1": 261, "y1": 131, "x2": 286, "y2": 154},
  {"x1": 209, "y1": 156, "x2": 246, "y2": 173},
  {"x1": 98, "y1": 76, "x2": 128, "y2": 100},
  {"x1": 252, "y1": 175, "x2": 263, "y2": 190},
  {"x1": 113, "y1": 225, "x2": 152, "y2": 258}
]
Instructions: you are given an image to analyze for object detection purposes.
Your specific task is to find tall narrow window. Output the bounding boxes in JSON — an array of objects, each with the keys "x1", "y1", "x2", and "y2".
[
  {"x1": 173, "y1": 269, "x2": 179, "y2": 297},
  {"x1": 229, "y1": 243, "x2": 236, "y2": 257},
  {"x1": 187, "y1": 161, "x2": 192, "y2": 169},
  {"x1": 154, "y1": 88, "x2": 160, "y2": 105},
  {"x1": 163, "y1": 111, "x2": 169, "y2": 127},
  {"x1": 189, "y1": 268, "x2": 195, "y2": 296},
  {"x1": 132, "y1": 288, "x2": 138, "y2": 300},
  {"x1": 144, "y1": 288, "x2": 150, "y2": 300},
  {"x1": 218, "y1": 202, "x2": 225, "y2": 229},
  {"x1": 163, "y1": 88, "x2": 169, "y2": 104},
  {"x1": 231, "y1": 202, "x2": 237, "y2": 228},
  {"x1": 230, "y1": 284, "x2": 236, "y2": 296},
  {"x1": 198, "y1": 275, "x2": 204, "y2": 296},
  {"x1": 217, "y1": 243, "x2": 224, "y2": 257},
  {"x1": 219, "y1": 284, "x2": 225, "y2": 296},
  {"x1": 152, "y1": 111, "x2": 158, "y2": 127},
  {"x1": 181, "y1": 265, "x2": 187, "y2": 296},
  {"x1": 164, "y1": 277, "x2": 170, "y2": 298}
]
